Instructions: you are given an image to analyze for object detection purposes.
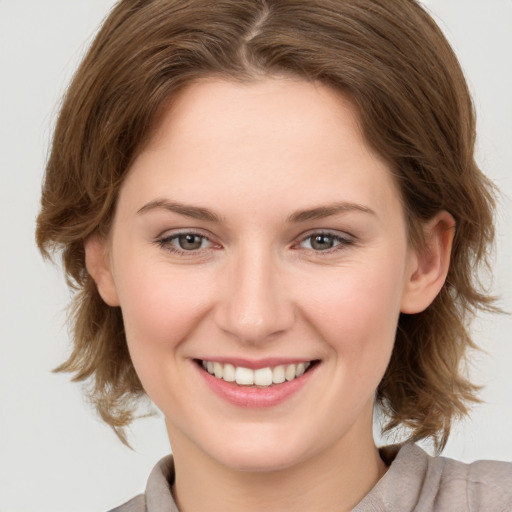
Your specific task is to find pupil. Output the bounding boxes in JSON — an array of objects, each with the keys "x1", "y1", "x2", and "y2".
[
  {"x1": 312, "y1": 235, "x2": 333, "y2": 250},
  {"x1": 179, "y1": 234, "x2": 202, "y2": 250}
]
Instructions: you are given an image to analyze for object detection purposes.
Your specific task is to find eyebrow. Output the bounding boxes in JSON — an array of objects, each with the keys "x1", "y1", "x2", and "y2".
[
  {"x1": 287, "y1": 202, "x2": 376, "y2": 222},
  {"x1": 137, "y1": 199, "x2": 221, "y2": 222},
  {"x1": 137, "y1": 199, "x2": 375, "y2": 223}
]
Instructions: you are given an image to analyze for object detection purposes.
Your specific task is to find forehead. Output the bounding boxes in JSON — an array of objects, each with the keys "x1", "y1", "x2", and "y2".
[
  {"x1": 148, "y1": 77, "x2": 367, "y2": 156},
  {"x1": 122, "y1": 77, "x2": 401, "y2": 222}
]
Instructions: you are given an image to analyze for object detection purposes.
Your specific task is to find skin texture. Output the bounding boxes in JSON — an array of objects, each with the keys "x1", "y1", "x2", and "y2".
[{"x1": 86, "y1": 77, "x2": 454, "y2": 511}]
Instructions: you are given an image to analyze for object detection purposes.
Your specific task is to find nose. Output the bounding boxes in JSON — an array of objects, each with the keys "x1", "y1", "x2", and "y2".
[{"x1": 214, "y1": 246, "x2": 295, "y2": 345}]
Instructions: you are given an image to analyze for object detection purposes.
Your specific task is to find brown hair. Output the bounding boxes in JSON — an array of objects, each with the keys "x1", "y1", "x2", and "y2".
[{"x1": 36, "y1": 0, "x2": 496, "y2": 450}]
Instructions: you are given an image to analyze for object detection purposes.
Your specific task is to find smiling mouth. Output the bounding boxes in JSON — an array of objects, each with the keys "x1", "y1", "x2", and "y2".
[{"x1": 197, "y1": 359, "x2": 318, "y2": 387}]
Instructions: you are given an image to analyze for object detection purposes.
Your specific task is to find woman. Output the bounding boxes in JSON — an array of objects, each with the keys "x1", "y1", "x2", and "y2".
[{"x1": 35, "y1": 0, "x2": 511, "y2": 510}]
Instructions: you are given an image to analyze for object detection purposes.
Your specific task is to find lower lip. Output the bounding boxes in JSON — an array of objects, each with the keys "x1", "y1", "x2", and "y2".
[{"x1": 196, "y1": 362, "x2": 317, "y2": 408}]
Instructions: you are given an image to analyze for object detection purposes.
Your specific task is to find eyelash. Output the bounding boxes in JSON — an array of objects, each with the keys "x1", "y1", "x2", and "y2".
[
  {"x1": 156, "y1": 230, "x2": 216, "y2": 256},
  {"x1": 155, "y1": 230, "x2": 355, "y2": 256},
  {"x1": 296, "y1": 231, "x2": 355, "y2": 252}
]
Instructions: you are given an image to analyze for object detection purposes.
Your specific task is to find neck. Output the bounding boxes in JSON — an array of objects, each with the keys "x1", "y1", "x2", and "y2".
[{"x1": 168, "y1": 412, "x2": 387, "y2": 512}]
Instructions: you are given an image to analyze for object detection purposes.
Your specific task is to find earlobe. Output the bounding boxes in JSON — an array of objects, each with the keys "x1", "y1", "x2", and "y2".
[
  {"x1": 400, "y1": 211, "x2": 455, "y2": 314},
  {"x1": 84, "y1": 234, "x2": 120, "y2": 307}
]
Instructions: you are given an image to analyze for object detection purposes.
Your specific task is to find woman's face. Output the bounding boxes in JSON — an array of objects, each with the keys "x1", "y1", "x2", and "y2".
[{"x1": 96, "y1": 78, "x2": 421, "y2": 471}]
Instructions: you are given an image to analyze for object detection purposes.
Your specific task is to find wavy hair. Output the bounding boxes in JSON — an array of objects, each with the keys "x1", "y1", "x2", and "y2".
[{"x1": 36, "y1": 0, "x2": 496, "y2": 449}]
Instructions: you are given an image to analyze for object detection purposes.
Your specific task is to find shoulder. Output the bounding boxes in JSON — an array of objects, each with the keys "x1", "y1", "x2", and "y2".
[
  {"x1": 107, "y1": 455, "x2": 178, "y2": 512},
  {"x1": 354, "y1": 443, "x2": 512, "y2": 512},
  {"x1": 430, "y1": 450, "x2": 512, "y2": 511},
  {"x1": 108, "y1": 494, "x2": 145, "y2": 512}
]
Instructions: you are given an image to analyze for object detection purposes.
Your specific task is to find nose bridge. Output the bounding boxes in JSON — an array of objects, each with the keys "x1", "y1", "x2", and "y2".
[{"x1": 215, "y1": 241, "x2": 294, "y2": 344}]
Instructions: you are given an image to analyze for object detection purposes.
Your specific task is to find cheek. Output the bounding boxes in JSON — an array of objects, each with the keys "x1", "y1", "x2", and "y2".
[
  {"x1": 114, "y1": 254, "x2": 212, "y2": 359},
  {"x1": 300, "y1": 254, "x2": 406, "y2": 367},
  {"x1": 113, "y1": 259, "x2": 217, "y2": 411}
]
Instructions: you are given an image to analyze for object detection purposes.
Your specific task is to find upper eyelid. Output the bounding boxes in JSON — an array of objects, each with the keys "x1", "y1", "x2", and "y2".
[
  {"x1": 295, "y1": 228, "x2": 355, "y2": 242},
  {"x1": 156, "y1": 227, "x2": 215, "y2": 241},
  {"x1": 155, "y1": 229, "x2": 217, "y2": 251},
  {"x1": 156, "y1": 228, "x2": 352, "y2": 237}
]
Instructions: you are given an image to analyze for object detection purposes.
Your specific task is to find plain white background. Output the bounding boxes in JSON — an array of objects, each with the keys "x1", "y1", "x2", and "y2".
[{"x1": 0, "y1": 1, "x2": 511, "y2": 511}]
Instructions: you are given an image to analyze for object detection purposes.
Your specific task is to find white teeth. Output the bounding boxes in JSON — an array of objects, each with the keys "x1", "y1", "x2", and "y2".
[
  {"x1": 235, "y1": 366, "x2": 254, "y2": 385},
  {"x1": 254, "y1": 367, "x2": 273, "y2": 386},
  {"x1": 296, "y1": 362, "x2": 306, "y2": 377},
  {"x1": 213, "y1": 362, "x2": 223, "y2": 379},
  {"x1": 223, "y1": 363, "x2": 236, "y2": 382},
  {"x1": 272, "y1": 365, "x2": 286, "y2": 384},
  {"x1": 285, "y1": 364, "x2": 296, "y2": 381},
  {"x1": 201, "y1": 360, "x2": 312, "y2": 387}
]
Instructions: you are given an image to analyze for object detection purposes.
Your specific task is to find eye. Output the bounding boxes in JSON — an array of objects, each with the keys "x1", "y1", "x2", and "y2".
[
  {"x1": 175, "y1": 233, "x2": 207, "y2": 251},
  {"x1": 299, "y1": 232, "x2": 353, "y2": 252},
  {"x1": 156, "y1": 231, "x2": 215, "y2": 254}
]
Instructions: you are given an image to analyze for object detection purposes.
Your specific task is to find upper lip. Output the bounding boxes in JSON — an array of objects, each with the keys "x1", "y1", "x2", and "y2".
[{"x1": 195, "y1": 357, "x2": 317, "y2": 370}]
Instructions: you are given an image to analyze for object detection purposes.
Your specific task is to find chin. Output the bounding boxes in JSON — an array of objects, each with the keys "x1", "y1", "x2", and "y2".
[
  {"x1": 201, "y1": 427, "x2": 316, "y2": 473},
  {"x1": 219, "y1": 448, "x2": 306, "y2": 473}
]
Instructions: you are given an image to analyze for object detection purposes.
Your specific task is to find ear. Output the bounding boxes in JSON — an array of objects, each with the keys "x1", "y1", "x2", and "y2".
[
  {"x1": 84, "y1": 234, "x2": 120, "y2": 307},
  {"x1": 400, "y1": 211, "x2": 455, "y2": 314}
]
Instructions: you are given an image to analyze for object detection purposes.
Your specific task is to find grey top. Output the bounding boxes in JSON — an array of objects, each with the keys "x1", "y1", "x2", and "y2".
[{"x1": 109, "y1": 443, "x2": 512, "y2": 511}]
